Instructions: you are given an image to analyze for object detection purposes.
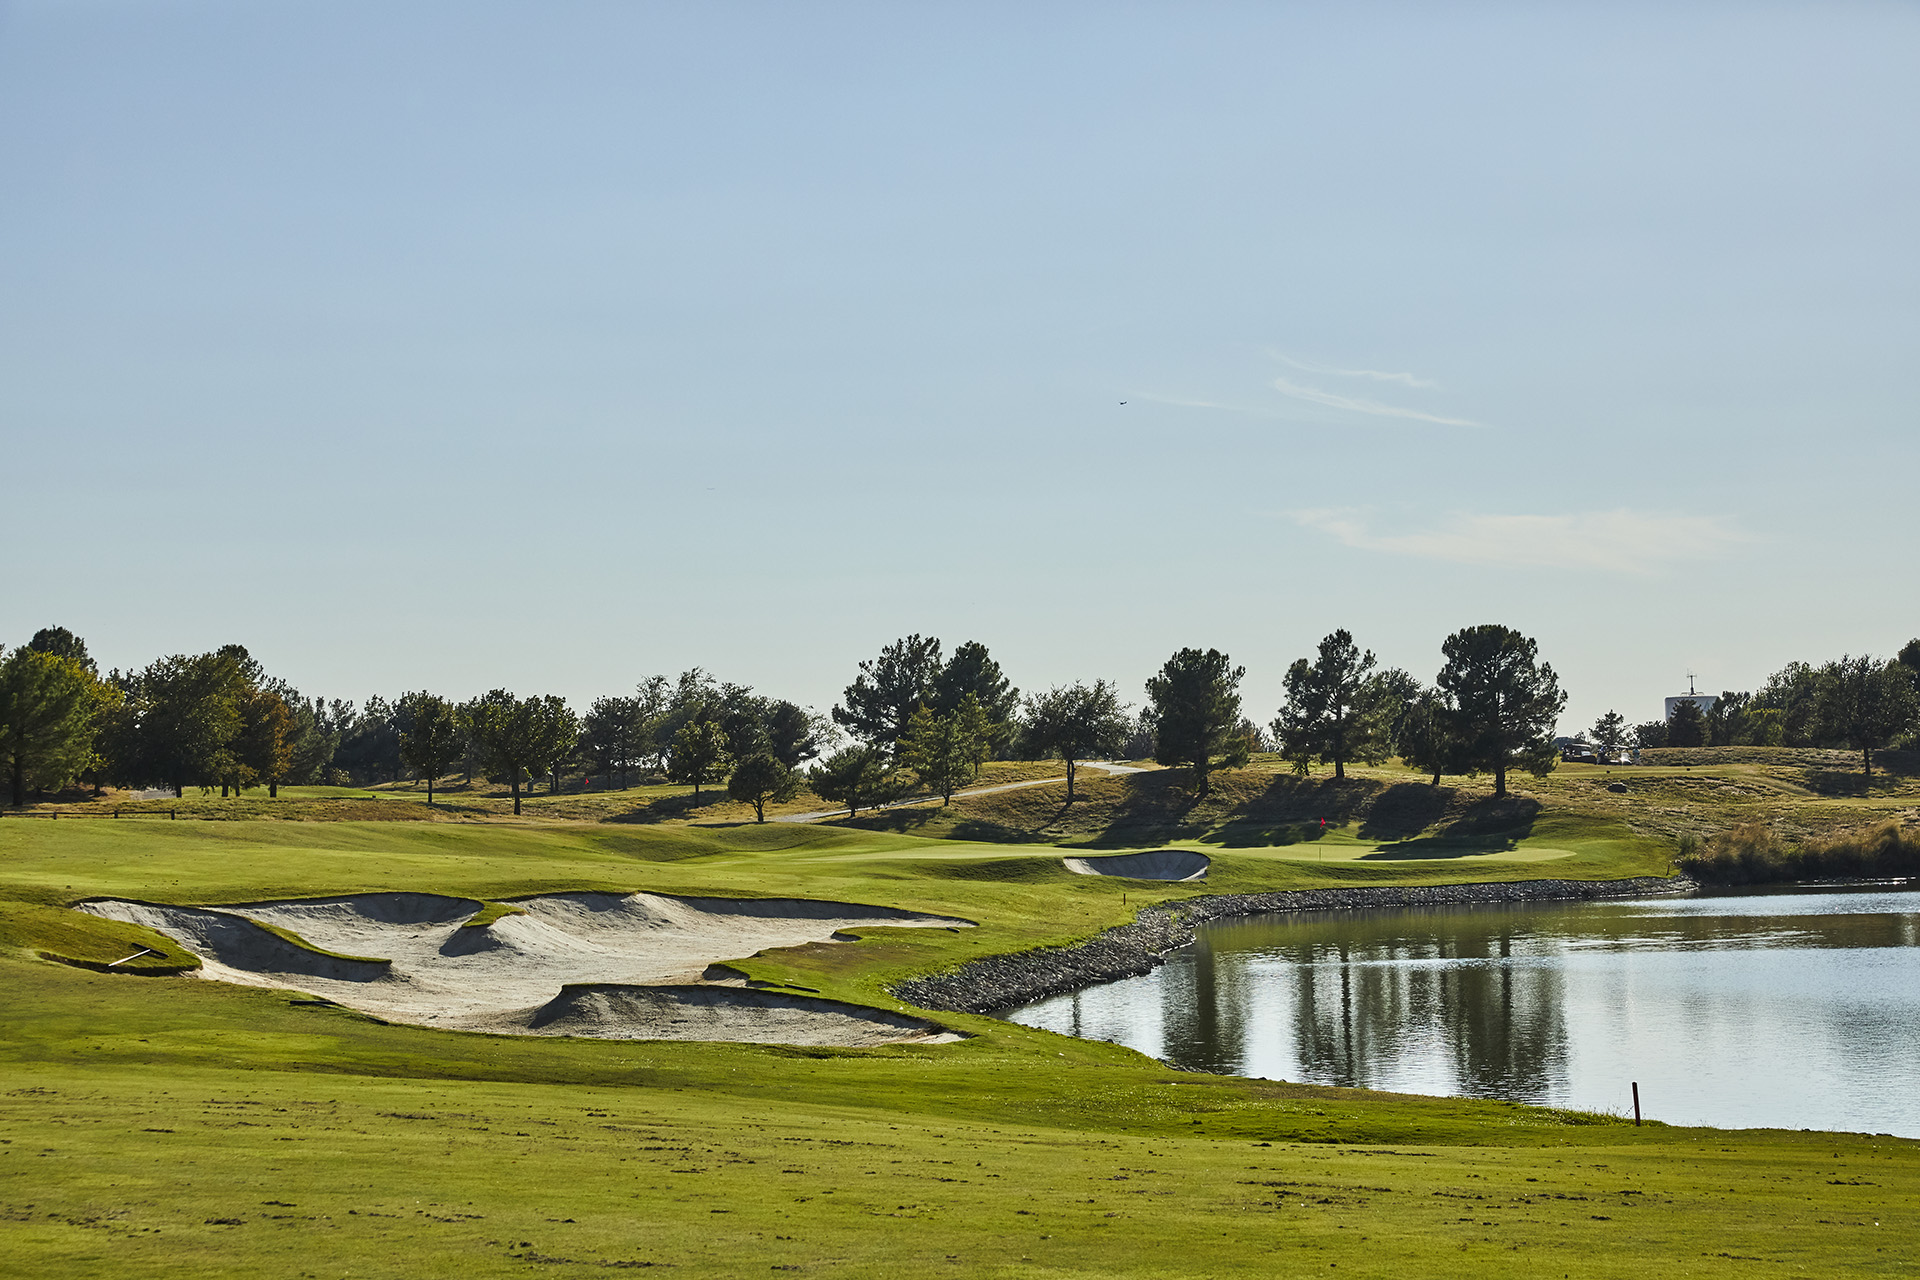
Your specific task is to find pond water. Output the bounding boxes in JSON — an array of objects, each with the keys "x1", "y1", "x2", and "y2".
[{"x1": 1003, "y1": 887, "x2": 1920, "y2": 1136}]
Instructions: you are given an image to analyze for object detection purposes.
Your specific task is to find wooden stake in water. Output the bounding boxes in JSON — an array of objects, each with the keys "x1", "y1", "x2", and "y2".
[{"x1": 1632, "y1": 1081, "x2": 1642, "y2": 1126}]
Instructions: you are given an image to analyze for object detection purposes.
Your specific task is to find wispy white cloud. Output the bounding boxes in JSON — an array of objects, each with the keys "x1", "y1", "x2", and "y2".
[
  {"x1": 1270, "y1": 377, "x2": 1483, "y2": 428},
  {"x1": 1276, "y1": 355, "x2": 1438, "y2": 389},
  {"x1": 1291, "y1": 508, "x2": 1753, "y2": 575}
]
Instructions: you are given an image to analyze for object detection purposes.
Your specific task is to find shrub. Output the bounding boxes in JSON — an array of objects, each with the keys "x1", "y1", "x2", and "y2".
[{"x1": 1681, "y1": 820, "x2": 1920, "y2": 884}]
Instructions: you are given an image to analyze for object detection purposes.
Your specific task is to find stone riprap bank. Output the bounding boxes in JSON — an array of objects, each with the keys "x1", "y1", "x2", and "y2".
[{"x1": 894, "y1": 876, "x2": 1692, "y2": 1015}]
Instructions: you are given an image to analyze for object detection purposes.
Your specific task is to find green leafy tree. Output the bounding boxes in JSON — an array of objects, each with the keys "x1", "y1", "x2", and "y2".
[
  {"x1": 1741, "y1": 706, "x2": 1786, "y2": 747},
  {"x1": 1590, "y1": 710, "x2": 1628, "y2": 763},
  {"x1": 833, "y1": 634, "x2": 943, "y2": 750},
  {"x1": 527, "y1": 695, "x2": 581, "y2": 795},
  {"x1": 1667, "y1": 699, "x2": 1708, "y2": 748},
  {"x1": 1898, "y1": 639, "x2": 1920, "y2": 698},
  {"x1": 897, "y1": 706, "x2": 973, "y2": 804},
  {"x1": 113, "y1": 651, "x2": 249, "y2": 797},
  {"x1": 263, "y1": 682, "x2": 340, "y2": 786},
  {"x1": 1397, "y1": 689, "x2": 1461, "y2": 786},
  {"x1": 1704, "y1": 691, "x2": 1753, "y2": 747},
  {"x1": 335, "y1": 695, "x2": 405, "y2": 784},
  {"x1": 668, "y1": 717, "x2": 731, "y2": 802},
  {"x1": 398, "y1": 692, "x2": 465, "y2": 804},
  {"x1": 1634, "y1": 719, "x2": 1669, "y2": 749},
  {"x1": 465, "y1": 690, "x2": 542, "y2": 814},
  {"x1": 1812, "y1": 655, "x2": 1919, "y2": 778},
  {"x1": 716, "y1": 687, "x2": 775, "y2": 761},
  {"x1": 579, "y1": 695, "x2": 645, "y2": 788},
  {"x1": 806, "y1": 744, "x2": 898, "y2": 818},
  {"x1": 19, "y1": 630, "x2": 119, "y2": 795},
  {"x1": 1270, "y1": 630, "x2": 1395, "y2": 780},
  {"x1": 727, "y1": 752, "x2": 801, "y2": 822},
  {"x1": 1434, "y1": 624, "x2": 1567, "y2": 798},
  {"x1": 0, "y1": 648, "x2": 98, "y2": 806},
  {"x1": 1022, "y1": 681, "x2": 1129, "y2": 803},
  {"x1": 1755, "y1": 661, "x2": 1821, "y2": 746},
  {"x1": 237, "y1": 687, "x2": 295, "y2": 797},
  {"x1": 1145, "y1": 648, "x2": 1245, "y2": 795}
]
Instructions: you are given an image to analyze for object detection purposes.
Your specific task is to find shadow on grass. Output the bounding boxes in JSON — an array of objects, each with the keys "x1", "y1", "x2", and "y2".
[
  {"x1": 1361, "y1": 796, "x2": 1541, "y2": 860},
  {"x1": 1071, "y1": 772, "x2": 1381, "y2": 849},
  {"x1": 1802, "y1": 759, "x2": 1919, "y2": 796},
  {"x1": 1357, "y1": 783, "x2": 1452, "y2": 842},
  {"x1": 602, "y1": 791, "x2": 729, "y2": 824}
]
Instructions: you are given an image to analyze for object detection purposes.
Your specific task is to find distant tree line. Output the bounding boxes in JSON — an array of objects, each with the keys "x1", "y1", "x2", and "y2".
[
  {"x1": 1592, "y1": 642, "x2": 1920, "y2": 778},
  {"x1": 10, "y1": 622, "x2": 1912, "y2": 815}
]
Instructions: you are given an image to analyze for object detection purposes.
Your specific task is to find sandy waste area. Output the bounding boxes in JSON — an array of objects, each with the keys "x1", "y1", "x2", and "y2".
[{"x1": 80, "y1": 892, "x2": 972, "y2": 1047}]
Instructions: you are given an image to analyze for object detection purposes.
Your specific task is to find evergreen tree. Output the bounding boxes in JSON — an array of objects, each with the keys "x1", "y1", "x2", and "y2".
[
  {"x1": 1434, "y1": 624, "x2": 1566, "y2": 797},
  {"x1": 897, "y1": 706, "x2": 972, "y2": 804},
  {"x1": 765, "y1": 700, "x2": 829, "y2": 770},
  {"x1": 1144, "y1": 648, "x2": 1245, "y2": 795},
  {"x1": 1667, "y1": 699, "x2": 1707, "y2": 748},
  {"x1": 1270, "y1": 630, "x2": 1388, "y2": 780},
  {"x1": 1590, "y1": 710, "x2": 1628, "y2": 763},
  {"x1": 1397, "y1": 689, "x2": 1460, "y2": 786},
  {"x1": 954, "y1": 693, "x2": 992, "y2": 779},
  {"x1": 932, "y1": 640, "x2": 1019, "y2": 755},
  {"x1": 27, "y1": 627, "x2": 95, "y2": 673},
  {"x1": 833, "y1": 634, "x2": 943, "y2": 750}
]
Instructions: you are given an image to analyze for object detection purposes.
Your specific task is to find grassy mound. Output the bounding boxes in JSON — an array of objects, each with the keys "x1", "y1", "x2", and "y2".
[{"x1": 0, "y1": 792, "x2": 1914, "y2": 1276}]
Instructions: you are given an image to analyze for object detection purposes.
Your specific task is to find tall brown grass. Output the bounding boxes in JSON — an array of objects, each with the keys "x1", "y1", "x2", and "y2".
[{"x1": 1680, "y1": 820, "x2": 1920, "y2": 884}]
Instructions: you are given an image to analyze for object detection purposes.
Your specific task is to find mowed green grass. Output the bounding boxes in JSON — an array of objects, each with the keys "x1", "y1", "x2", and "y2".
[{"x1": 1, "y1": 816, "x2": 1914, "y2": 1277}]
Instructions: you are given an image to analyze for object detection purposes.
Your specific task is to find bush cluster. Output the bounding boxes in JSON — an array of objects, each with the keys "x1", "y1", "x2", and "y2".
[{"x1": 1680, "y1": 820, "x2": 1920, "y2": 884}]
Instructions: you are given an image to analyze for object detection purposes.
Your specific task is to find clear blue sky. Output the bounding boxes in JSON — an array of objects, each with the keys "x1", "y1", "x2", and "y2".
[{"x1": 4, "y1": 1, "x2": 1915, "y2": 734}]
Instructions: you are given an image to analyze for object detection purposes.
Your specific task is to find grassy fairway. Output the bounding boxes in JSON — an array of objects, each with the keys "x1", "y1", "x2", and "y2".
[{"x1": 2, "y1": 782, "x2": 1916, "y2": 1277}]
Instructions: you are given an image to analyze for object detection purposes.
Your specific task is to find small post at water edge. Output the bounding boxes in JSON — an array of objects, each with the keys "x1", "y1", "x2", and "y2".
[{"x1": 1631, "y1": 1081, "x2": 1642, "y2": 1126}]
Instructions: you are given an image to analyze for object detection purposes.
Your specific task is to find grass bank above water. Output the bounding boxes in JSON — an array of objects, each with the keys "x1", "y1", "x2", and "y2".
[{"x1": 2, "y1": 761, "x2": 1916, "y2": 1277}]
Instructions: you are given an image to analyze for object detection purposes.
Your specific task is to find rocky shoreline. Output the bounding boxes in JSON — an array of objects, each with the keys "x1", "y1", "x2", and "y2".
[{"x1": 894, "y1": 875, "x2": 1694, "y2": 1015}]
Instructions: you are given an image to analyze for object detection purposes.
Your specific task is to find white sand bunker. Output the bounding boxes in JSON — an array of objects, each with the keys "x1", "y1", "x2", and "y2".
[
  {"x1": 1063, "y1": 849, "x2": 1210, "y2": 881},
  {"x1": 79, "y1": 892, "x2": 972, "y2": 1047}
]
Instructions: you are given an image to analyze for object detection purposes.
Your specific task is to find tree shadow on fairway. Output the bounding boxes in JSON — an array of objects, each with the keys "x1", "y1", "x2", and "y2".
[
  {"x1": 1357, "y1": 783, "x2": 1454, "y2": 842},
  {"x1": 1199, "y1": 775, "x2": 1374, "y2": 847},
  {"x1": 1069, "y1": 771, "x2": 1212, "y2": 847},
  {"x1": 1361, "y1": 795, "x2": 1542, "y2": 860},
  {"x1": 1802, "y1": 756, "x2": 1919, "y2": 797},
  {"x1": 603, "y1": 791, "x2": 728, "y2": 823}
]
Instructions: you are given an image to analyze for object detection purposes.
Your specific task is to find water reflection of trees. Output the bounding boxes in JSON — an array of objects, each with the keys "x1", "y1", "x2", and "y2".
[
  {"x1": 1015, "y1": 895, "x2": 1920, "y2": 1129},
  {"x1": 1160, "y1": 906, "x2": 1571, "y2": 1101}
]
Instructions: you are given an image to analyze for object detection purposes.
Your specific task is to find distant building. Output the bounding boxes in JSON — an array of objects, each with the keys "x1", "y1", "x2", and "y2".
[
  {"x1": 1664, "y1": 676, "x2": 1716, "y2": 722},
  {"x1": 1664, "y1": 695, "x2": 1717, "y2": 720}
]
